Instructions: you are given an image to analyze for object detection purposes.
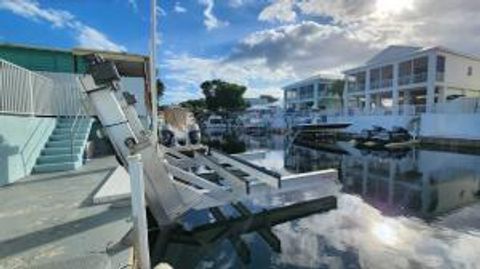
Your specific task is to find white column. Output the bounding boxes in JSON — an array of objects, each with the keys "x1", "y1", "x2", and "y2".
[
  {"x1": 426, "y1": 52, "x2": 437, "y2": 112},
  {"x1": 392, "y1": 63, "x2": 399, "y2": 115},
  {"x1": 128, "y1": 155, "x2": 151, "y2": 269},
  {"x1": 313, "y1": 83, "x2": 319, "y2": 109},
  {"x1": 343, "y1": 76, "x2": 349, "y2": 115},
  {"x1": 365, "y1": 70, "x2": 371, "y2": 114}
]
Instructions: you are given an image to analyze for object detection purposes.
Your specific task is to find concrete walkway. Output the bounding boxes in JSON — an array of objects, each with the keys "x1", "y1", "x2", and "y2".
[{"x1": 0, "y1": 156, "x2": 133, "y2": 269}]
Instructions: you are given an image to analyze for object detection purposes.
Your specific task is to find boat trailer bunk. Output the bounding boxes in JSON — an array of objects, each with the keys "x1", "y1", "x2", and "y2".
[{"x1": 79, "y1": 55, "x2": 339, "y2": 228}]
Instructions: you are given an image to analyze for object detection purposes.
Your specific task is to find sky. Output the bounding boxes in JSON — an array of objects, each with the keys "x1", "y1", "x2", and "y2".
[{"x1": 1, "y1": 0, "x2": 480, "y2": 104}]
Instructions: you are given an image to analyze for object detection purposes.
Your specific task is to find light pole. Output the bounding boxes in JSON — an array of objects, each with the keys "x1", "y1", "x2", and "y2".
[{"x1": 150, "y1": 0, "x2": 158, "y2": 144}]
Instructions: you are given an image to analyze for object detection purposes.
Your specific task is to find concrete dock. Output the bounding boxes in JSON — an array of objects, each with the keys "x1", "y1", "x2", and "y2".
[{"x1": 0, "y1": 156, "x2": 132, "y2": 269}]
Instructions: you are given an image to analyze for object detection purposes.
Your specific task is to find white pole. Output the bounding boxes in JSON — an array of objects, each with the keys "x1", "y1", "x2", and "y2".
[
  {"x1": 128, "y1": 154, "x2": 151, "y2": 269},
  {"x1": 150, "y1": 0, "x2": 158, "y2": 144}
]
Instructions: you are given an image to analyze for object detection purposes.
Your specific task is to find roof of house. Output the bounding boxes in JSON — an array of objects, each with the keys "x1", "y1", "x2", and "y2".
[
  {"x1": 366, "y1": 45, "x2": 422, "y2": 65},
  {"x1": 344, "y1": 45, "x2": 480, "y2": 74},
  {"x1": 283, "y1": 73, "x2": 342, "y2": 90}
]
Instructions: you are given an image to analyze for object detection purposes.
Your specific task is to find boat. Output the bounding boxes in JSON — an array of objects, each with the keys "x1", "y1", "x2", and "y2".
[
  {"x1": 241, "y1": 103, "x2": 286, "y2": 134},
  {"x1": 203, "y1": 114, "x2": 228, "y2": 131},
  {"x1": 158, "y1": 107, "x2": 201, "y2": 147},
  {"x1": 355, "y1": 126, "x2": 415, "y2": 149},
  {"x1": 352, "y1": 125, "x2": 386, "y2": 143}
]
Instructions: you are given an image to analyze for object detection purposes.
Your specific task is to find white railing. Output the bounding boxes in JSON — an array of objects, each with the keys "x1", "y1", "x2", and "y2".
[
  {"x1": 433, "y1": 98, "x2": 480, "y2": 114},
  {"x1": 38, "y1": 72, "x2": 90, "y2": 116},
  {"x1": 0, "y1": 58, "x2": 91, "y2": 117},
  {"x1": 0, "y1": 58, "x2": 54, "y2": 116}
]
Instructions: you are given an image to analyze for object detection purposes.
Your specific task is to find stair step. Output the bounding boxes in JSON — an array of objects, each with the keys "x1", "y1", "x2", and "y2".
[
  {"x1": 42, "y1": 147, "x2": 83, "y2": 155},
  {"x1": 46, "y1": 140, "x2": 85, "y2": 148},
  {"x1": 37, "y1": 154, "x2": 80, "y2": 164},
  {"x1": 49, "y1": 133, "x2": 87, "y2": 141},
  {"x1": 56, "y1": 123, "x2": 91, "y2": 129},
  {"x1": 33, "y1": 162, "x2": 80, "y2": 173},
  {"x1": 53, "y1": 128, "x2": 89, "y2": 135},
  {"x1": 57, "y1": 117, "x2": 91, "y2": 122}
]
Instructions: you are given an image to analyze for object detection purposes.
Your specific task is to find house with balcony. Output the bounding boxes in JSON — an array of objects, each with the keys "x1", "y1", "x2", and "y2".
[
  {"x1": 283, "y1": 74, "x2": 342, "y2": 113},
  {"x1": 337, "y1": 45, "x2": 480, "y2": 140},
  {"x1": 343, "y1": 45, "x2": 480, "y2": 115}
]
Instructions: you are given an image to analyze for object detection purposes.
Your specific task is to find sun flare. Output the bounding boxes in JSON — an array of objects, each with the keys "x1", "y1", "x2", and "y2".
[
  {"x1": 376, "y1": 0, "x2": 414, "y2": 14},
  {"x1": 372, "y1": 221, "x2": 399, "y2": 246}
]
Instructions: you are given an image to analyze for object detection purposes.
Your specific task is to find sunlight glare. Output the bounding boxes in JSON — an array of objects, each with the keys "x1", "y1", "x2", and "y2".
[
  {"x1": 372, "y1": 221, "x2": 399, "y2": 246},
  {"x1": 376, "y1": 0, "x2": 414, "y2": 14}
]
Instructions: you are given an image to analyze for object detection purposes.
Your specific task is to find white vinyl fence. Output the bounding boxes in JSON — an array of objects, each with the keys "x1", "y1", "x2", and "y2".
[
  {"x1": 0, "y1": 58, "x2": 54, "y2": 116},
  {"x1": 0, "y1": 58, "x2": 89, "y2": 116}
]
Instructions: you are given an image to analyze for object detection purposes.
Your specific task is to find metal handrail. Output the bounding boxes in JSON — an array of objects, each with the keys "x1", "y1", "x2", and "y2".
[
  {"x1": 0, "y1": 58, "x2": 53, "y2": 116},
  {"x1": 68, "y1": 88, "x2": 91, "y2": 161}
]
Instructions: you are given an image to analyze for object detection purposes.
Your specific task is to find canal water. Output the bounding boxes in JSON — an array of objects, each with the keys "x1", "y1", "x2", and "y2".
[{"x1": 156, "y1": 132, "x2": 480, "y2": 269}]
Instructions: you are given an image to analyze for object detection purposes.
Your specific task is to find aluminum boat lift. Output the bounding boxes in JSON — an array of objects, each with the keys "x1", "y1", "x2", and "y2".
[{"x1": 79, "y1": 55, "x2": 338, "y2": 227}]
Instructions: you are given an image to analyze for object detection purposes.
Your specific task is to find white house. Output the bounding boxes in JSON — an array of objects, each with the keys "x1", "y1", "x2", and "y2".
[
  {"x1": 334, "y1": 45, "x2": 480, "y2": 139},
  {"x1": 343, "y1": 45, "x2": 480, "y2": 116},
  {"x1": 283, "y1": 74, "x2": 342, "y2": 112}
]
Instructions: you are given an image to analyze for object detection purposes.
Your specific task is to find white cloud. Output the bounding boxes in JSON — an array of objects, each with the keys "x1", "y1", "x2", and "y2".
[
  {"x1": 0, "y1": 0, "x2": 74, "y2": 28},
  {"x1": 260, "y1": 0, "x2": 480, "y2": 53},
  {"x1": 0, "y1": 0, "x2": 125, "y2": 52},
  {"x1": 199, "y1": 0, "x2": 228, "y2": 30},
  {"x1": 228, "y1": 0, "x2": 253, "y2": 8},
  {"x1": 163, "y1": 53, "x2": 295, "y2": 102},
  {"x1": 174, "y1": 2, "x2": 187, "y2": 13},
  {"x1": 77, "y1": 25, "x2": 127, "y2": 51},
  {"x1": 258, "y1": 0, "x2": 296, "y2": 23},
  {"x1": 156, "y1": 5, "x2": 167, "y2": 17},
  {"x1": 127, "y1": 0, "x2": 138, "y2": 13},
  {"x1": 166, "y1": 0, "x2": 480, "y2": 103}
]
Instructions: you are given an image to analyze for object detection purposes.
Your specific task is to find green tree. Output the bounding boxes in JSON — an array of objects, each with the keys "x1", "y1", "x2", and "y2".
[
  {"x1": 156, "y1": 79, "x2": 165, "y2": 99},
  {"x1": 200, "y1": 79, "x2": 247, "y2": 112},
  {"x1": 260, "y1": 94, "x2": 278, "y2": 103},
  {"x1": 179, "y1": 98, "x2": 207, "y2": 118}
]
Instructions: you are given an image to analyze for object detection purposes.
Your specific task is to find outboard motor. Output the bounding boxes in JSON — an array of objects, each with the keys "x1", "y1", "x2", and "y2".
[
  {"x1": 160, "y1": 128, "x2": 175, "y2": 147},
  {"x1": 188, "y1": 123, "x2": 201, "y2": 145}
]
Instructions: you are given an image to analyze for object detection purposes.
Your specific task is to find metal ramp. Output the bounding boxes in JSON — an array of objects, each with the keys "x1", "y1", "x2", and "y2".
[{"x1": 79, "y1": 55, "x2": 339, "y2": 227}]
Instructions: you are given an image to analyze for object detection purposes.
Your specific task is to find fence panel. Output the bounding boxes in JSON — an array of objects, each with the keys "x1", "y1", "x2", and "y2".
[
  {"x1": 0, "y1": 58, "x2": 91, "y2": 117},
  {"x1": 0, "y1": 59, "x2": 54, "y2": 115}
]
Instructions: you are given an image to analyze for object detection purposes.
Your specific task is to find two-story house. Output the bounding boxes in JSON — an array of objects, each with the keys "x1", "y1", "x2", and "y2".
[
  {"x1": 343, "y1": 45, "x2": 480, "y2": 115},
  {"x1": 283, "y1": 74, "x2": 342, "y2": 112}
]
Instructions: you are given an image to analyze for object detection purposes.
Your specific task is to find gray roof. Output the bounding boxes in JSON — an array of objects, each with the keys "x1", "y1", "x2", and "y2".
[{"x1": 366, "y1": 45, "x2": 422, "y2": 65}]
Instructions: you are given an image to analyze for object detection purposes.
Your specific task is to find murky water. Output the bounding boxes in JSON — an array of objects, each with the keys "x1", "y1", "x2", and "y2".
[{"x1": 155, "y1": 133, "x2": 480, "y2": 269}]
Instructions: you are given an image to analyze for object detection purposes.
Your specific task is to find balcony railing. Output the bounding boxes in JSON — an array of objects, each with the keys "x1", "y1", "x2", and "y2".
[
  {"x1": 348, "y1": 83, "x2": 365, "y2": 92},
  {"x1": 398, "y1": 72, "x2": 427, "y2": 86},
  {"x1": 436, "y1": 72, "x2": 445, "y2": 82},
  {"x1": 370, "y1": 79, "x2": 393, "y2": 90}
]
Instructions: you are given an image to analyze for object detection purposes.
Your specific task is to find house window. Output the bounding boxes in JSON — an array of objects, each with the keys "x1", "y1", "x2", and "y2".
[{"x1": 468, "y1": 66, "x2": 473, "y2": 76}]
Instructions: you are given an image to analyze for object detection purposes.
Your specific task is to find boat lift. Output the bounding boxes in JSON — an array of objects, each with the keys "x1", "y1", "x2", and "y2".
[{"x1": 79, "y1": 55, "x2": 339, "y2": 227}]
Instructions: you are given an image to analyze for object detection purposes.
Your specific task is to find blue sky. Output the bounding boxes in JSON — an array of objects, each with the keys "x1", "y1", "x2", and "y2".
[{"x1": 1, "y1": 0, "x2": 480, "y2": 104}]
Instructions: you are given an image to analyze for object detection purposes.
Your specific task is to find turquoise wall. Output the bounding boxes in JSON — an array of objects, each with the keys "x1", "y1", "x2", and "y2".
[{"x1": 0, "y1": 115, "x2": 56, "y2": 186}]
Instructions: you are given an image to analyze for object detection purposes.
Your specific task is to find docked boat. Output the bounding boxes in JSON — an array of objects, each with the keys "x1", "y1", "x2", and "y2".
[
  {"x1": 203, "y1": 114, "x2": 228, "y2": 131},
  {"x1": 241, "y1": 103, "x2": 286, "y2": 134},
  {"x1": 355, "y1": 126, "x2": 415, "y2": 149},
  {"x1": 158, "y1": 107, "x2": 201, "y2": 147}
]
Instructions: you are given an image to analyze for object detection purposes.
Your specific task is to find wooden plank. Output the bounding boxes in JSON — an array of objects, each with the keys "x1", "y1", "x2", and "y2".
[
  {"x1": 231, "y1": 202, "x2": 281, "y2": 253},
  {"x1": 195, "y1": 152, "x2": 250, "y2": 194},
  {"x1": 209, "y1": 207, "x2": 251, "y2": 264},
  {"x1": 210, "y1": 150, "x2": 280, "y2": 188}
]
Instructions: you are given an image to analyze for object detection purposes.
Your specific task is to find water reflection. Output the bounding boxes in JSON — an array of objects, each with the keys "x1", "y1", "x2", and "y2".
[
  {"x1": 286, "y1": 143, "x2": 480, "y2": 220},
  {"x1": 158, "y1": 133, "x2": 480, "y2": 268}
]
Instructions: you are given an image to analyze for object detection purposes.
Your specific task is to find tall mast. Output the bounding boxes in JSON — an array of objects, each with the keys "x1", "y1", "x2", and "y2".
[{"x1": 150, "y1": 0, "x2": 158, "y2": 143}]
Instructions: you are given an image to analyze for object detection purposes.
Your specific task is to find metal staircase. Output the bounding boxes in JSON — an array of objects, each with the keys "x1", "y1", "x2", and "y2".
[{"x1": 33, "y1": 117, "x2": 92, "y2": 173}]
